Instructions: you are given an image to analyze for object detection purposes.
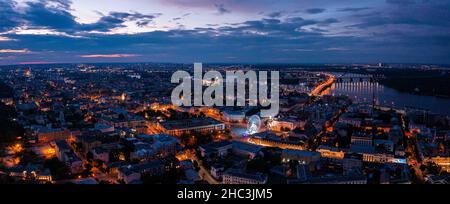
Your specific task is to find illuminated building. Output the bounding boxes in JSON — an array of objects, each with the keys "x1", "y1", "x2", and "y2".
[
  {"x1": 137, "y1": 134, "x2": 179, "y2": 157},
  {"x1": 249, "y1": 131, "x2": 306, "y2": 150},
  {"x1": 28, "y1": 126, "x2": 71, "y2": 143},
  {"x1": 362, "y1": 153, "x2": 406, "y2": 164},
  {"x1": 281, "y1": 149, "x2": 320, "y2": 165},
  {"x1": 158, "y1": 117, "x2": 225, "y2": 136},
  {"x1": 316, "y1": 145, "x2": 345, "y2": 160},
  {"x1": 54, "y1": 140, "x2": 83, "y2": 174},
  {"x1": 222, "y1": 169, "x2": 268, "y2": 184},
  {"x1": 268, "y1": 119, "x2": 296, "y2": 132},
  {"x1": 423, "y1": 156, "x2": 450, "y2": 172},
  {"x1": 350, "y1": 133, "x2": 374, "y2": 153},
  {"x1": 99, "y1": 116, "x2": 147, "y2": 129},
  {"x1": 299, "y1": 174, "x2": 367, "y2": 184}
]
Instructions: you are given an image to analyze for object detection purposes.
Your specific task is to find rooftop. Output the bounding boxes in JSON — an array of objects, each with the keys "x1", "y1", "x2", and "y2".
[
  {"x1": 224, "y1": 168, "x2": 267, "y2": 182},
  {"x1": 282, "y1": 149, "x2": 320, "y2": 157},
  {"x1": 119, "y1": 160, "x2": 164, "y2": 176},
  {"x1": 160, "y1": 117, "x2": 224, "y2": 131},
  {"x1": 232, "y1": 141, "x2": 263, "y2": 154}
]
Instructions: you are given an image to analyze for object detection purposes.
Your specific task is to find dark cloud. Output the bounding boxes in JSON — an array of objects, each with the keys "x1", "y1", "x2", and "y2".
[
  {"x1": 266, "y1": 11, "x2": 283, "y2": 18},
  {"x1": 1, "y1": 0, "x2": 450, "y2": 65},
  {"x1": 0, "y1": 0, "x2": 22, "y2": 32},
  {"x1": 171, "y1": 13, "x2": 191, "y2": 21},
  {"x1": 319, "y1": 18, "x2": 339, "y2": 26},
  {"x1": 215, "y1": 4, "x2": 231, "y2": 15},
  {"x1": 0, "y1": 0, "x2": 160, "y2": 33},
  {"x1": 23, "y1": 0, "x2": 79, "y2": 30},
  {"x1": 304, "y1": 8, "x2": 326, "y2": 14},
  {"x1": 349, "y1": 1, "x2": 450, "y2": 28},
  {"x1": 337, "y1": 7, "x2": 371, "y2": 12},
  {"x1": 80, "y1": 12, "x2": 160, "y2": 31}
]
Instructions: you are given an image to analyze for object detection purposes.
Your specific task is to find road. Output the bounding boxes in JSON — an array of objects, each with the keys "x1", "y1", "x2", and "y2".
[
  {"x1": 310, "y1": 73, "x2": 335, "y2": 96},
  {"x1": 192, "y1": 155, "x2": 219, "y2": 184}
]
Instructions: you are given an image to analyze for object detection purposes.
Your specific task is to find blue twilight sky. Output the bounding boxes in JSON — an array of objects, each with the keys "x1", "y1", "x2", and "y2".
[{"x1": 0, "y1": 0, "x2": 450, "y2": 65}]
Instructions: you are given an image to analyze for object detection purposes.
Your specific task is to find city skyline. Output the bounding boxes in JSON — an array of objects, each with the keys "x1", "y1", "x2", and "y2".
[{"x1": 1, "y1": 0, "x2": 450, "y2": 65}]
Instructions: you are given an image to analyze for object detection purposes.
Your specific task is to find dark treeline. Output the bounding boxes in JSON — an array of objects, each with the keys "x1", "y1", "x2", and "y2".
[
  {"x1": 373, "y1": 69, "x2": 450, "y2": 98},
  {"x1": 380, "y1": 75, "x2": 450, "y2": 98}
]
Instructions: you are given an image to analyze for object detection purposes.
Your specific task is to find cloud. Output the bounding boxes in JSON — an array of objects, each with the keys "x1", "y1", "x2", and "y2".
[
  {"x1": 160, "y1": 0, "x2": 269, "y2": 13},
  {"x1": 0, "y1": 0, "x2": 22, "y2": 32},
  {"x1": 266, "y1": 11, "x2": 283, "y2": 18},
  {"x1": 304, "y1": 8, "x2": 326, "y2": 14},
  {"x1": 337, "y1": 7, "x2": 371, "y2": 12},
  {"x1": 0, "y1": 0, "x2": 160, "y2": 34},
  {"x1": 215, "y1": 4, "x2": 230, "y2": 15},
  {"x1": 79, "y1": 12, "x2": 160, "y2": 31},
  {"x1": 319, "y1": 18, "x2": 339, "y2": 26},
  {"x1": 0, "y1": 36, "x2": 16, "y2": 41},
  {"x1": 79, "y1": 54, "x2": 141, "y2": 58},
  {"x1": 325, "y1": 47, "x2": 349, "y2": 51},
  {"x1": 386, "y1": 0, "x2": 417, "y2": 6},
  {"x1": 19, "y1": 61, "x2": 54, "y2": 65},
  {"x1": 1, "y1": 0, "x2": 450, "y2": 65},
  {"x1": 348, "y1": 1, "x2": 450, "y2": 29},
  {"x1": 0, "y1": 49, "x2": 30, "y2": 53},
  {"x1": 171, "y1": 13, "x2": 191, "y2": 21}
]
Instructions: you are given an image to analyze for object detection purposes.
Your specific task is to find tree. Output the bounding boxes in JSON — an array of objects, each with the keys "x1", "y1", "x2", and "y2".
[
  {"x1": 247, "y1": 156, "x2": 269, "y2": 173},
  {"x1": 44, "y1": 158, "x2": 71, "y2": 180},
  {"x1": 0, "y1": 103, "x2": 23, "y2": 144},
  {"x1": 86, "y1": 151, "x2": 94, "y2": 161},
  {"x1": 18, "y1": 150, "x2": 40, "y2": 165}
]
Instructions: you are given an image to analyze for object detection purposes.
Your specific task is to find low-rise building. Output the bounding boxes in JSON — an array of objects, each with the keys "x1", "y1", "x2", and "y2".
[
  {"x1": 222, "y1": 169, "x2": 268, "y2": 184},
  {"x1": 210, "y1": 164, "x2": 225, "y2": 180},
  {"x1": 63, "y1": 152, "x2": 83, "y2": 174},
  {"x1": 53, "y1": 140, "x2": 83, "y2": 174},
  {"x1": 118, "y1": 160, "x2": 165, "y2": 184},
  {"x1": 137, "y1": 134, "x2": 179, "y2": 157},
  {"x1": 158, "y1": 117, "x2": 225, "y2": 136},
  {"x1": 281, "y1": 149, "x2": 320, "y2": 164},
  {"x1": 92, "y1": 146, "x2": 110, "y2": 163},
  {"x1": 231, "y1": 141, "x2": 263, "y2": 159},
  {"x1": 199, "y1": 141, "x2": 232, "y2": 158},
  {"x1": 316, "y1": 145, "x2": 345, "y2": 160},
  {"x1": 29, "y1": 126, "x2": 71, "y2": 143},
  {"x1": 343, "y1": 153, "x2": 363, "y2": 175}
]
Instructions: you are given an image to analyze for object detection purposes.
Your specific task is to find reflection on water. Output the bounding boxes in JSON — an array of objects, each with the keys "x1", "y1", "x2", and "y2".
[{"x1": 327, "y1": 79, "x2": 450, "y2": 116}]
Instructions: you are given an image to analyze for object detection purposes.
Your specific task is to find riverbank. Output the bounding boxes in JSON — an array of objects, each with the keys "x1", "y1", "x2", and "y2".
[{"x1": 308, "y1": 67, "x2": 450, "y2": 99}]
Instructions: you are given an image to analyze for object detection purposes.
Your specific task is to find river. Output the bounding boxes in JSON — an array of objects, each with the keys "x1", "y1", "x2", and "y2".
[{"x1": 325, "y1": 73, "x2": 450, "y2": 116}]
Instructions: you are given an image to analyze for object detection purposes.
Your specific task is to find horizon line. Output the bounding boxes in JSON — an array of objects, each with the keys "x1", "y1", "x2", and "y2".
[{"x1": 1, "y1": 61, "x2": 450, "y2": 67}]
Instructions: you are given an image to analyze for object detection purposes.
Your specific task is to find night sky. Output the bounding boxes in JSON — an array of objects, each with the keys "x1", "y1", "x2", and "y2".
[{"x1": 1, "y1": 0, "x2": 450, "y2": 65}]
